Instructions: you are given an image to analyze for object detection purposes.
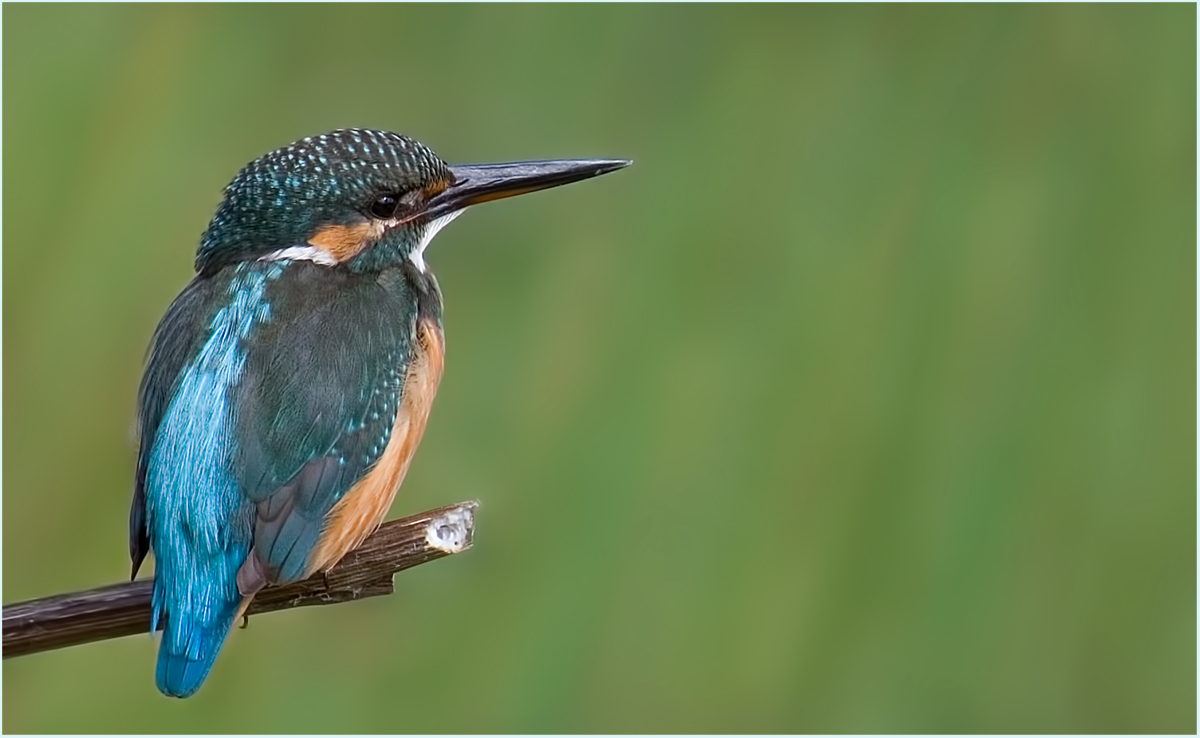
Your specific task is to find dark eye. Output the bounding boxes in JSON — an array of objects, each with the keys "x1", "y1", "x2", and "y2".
[{"x1": 369, "y1": 193, "x2": 399, "y2": 219}]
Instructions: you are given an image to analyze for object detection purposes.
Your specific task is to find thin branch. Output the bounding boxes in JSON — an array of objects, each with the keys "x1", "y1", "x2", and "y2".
[{"x1": 2, "y1": 501, "x2": 477, "y2": 659}]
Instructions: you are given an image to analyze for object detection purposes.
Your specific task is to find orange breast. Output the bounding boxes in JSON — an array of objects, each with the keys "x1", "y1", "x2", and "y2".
[{"x1": 307, "y1": 317, "x2": 444, "y2": 573}]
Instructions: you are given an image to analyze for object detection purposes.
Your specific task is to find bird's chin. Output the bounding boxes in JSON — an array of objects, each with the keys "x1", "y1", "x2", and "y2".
[{"x1": 407, "y1": 210, "x2": 463, "y2": 272}]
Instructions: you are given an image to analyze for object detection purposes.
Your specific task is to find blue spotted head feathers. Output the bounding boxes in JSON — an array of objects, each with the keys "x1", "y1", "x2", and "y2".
[{"x1": 196, "y1": 129, "x2": 454, "y2": 275}]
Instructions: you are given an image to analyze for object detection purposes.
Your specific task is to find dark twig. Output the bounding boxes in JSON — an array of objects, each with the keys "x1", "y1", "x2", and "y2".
[{"x1": 2, "y1": 501, "x2": 477, "y2": 659}]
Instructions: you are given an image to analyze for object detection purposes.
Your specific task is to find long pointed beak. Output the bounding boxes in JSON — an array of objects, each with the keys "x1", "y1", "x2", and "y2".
[{"x1": 416, "y1": 158, "x2": 631, "y2": 221}]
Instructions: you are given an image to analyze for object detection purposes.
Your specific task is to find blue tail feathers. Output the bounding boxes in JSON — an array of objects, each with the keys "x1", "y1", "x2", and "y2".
[{"x1": 155, "y1": 597, "x2": 240, "y2": 698}]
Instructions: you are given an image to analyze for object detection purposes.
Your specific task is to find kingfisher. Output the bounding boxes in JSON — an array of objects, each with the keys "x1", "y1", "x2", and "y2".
[{"x1": 128, "y1": 128, "x2": 628, "y2": 698}]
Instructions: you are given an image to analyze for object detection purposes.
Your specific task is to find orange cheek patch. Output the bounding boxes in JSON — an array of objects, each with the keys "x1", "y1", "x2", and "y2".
[{"x1": 308, "y1": 222, "x2": 383, "y2": 262}]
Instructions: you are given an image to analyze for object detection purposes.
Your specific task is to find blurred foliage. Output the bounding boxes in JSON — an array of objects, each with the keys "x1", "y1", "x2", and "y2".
[{"x1": 2, "y1": 3, "x2": 1194, "y2": 733}]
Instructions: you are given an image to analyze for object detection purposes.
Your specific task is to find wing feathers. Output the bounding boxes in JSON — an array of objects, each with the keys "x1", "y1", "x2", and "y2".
[{"x1": 233, "y1": 263, "x2": 425, "y2": 584}]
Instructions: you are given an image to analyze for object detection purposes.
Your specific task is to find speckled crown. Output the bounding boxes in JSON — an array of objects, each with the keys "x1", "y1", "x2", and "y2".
[{"x1": 197, "y1": 129, "x2": 451, "y2": 273}]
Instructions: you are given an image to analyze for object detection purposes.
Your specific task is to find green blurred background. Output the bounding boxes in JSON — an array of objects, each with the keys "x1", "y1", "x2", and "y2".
[{"x1": 3, "y1": 3, "x2": 1194, "y2": 733}]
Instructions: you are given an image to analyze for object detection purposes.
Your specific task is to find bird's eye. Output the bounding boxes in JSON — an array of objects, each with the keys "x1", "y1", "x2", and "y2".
[{"x1": 369, "y1": 194, "x2": 399, "y2": 219}]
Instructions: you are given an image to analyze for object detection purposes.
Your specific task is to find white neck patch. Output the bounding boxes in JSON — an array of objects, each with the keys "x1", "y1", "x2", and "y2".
[
  {"x1": 259, "y1": 245, "x2": 339, "y2": 266},
  {"x1": 409, "y1": 211, "x2": 462, "y2": 272}
]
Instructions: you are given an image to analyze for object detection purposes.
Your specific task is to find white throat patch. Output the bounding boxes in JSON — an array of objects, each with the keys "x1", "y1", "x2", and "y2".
[{"x1": 408, "y1": 211, "x2": 462, "y2": 272}]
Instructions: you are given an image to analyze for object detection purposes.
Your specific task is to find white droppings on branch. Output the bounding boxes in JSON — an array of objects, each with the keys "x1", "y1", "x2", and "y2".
[{"x1": 424, "y1": 502, "x2": 476, "y2": 553}]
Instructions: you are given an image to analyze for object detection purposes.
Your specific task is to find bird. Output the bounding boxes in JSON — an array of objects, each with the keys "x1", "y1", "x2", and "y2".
[{"x1": 128, "y1": 128, "x2": 629, "y2": 698}]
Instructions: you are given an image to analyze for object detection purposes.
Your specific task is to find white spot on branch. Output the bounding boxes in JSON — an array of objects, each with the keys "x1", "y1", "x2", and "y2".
[{"x1": 424, "y1": 503, "x2": 476, "y2": 553}]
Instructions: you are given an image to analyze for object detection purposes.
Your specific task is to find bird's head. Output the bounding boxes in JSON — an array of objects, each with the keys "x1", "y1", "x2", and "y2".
[{"x1": 196, "y1": 128, "x2": 628, "y2": 275}]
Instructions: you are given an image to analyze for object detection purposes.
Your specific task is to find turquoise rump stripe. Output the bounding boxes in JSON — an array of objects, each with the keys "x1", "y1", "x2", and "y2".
[{"x1": 144, "y1": 262, "x2": 281, "y2": 697}]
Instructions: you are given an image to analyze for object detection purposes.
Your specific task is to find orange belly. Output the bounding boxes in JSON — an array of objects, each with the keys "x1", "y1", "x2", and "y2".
[{"x1": 307, "y1": 317, "x2": 444, "y2": 573}]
